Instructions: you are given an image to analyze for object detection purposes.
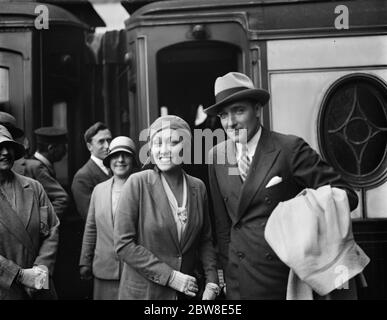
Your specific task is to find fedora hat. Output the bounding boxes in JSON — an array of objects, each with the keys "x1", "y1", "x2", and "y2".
[
  {"x1": 0, "y1": 125, "x2": 25, "y2": 160},
  {"x1": 204, "y1": 72, "x2": 270, "y2": 116},
  {"x1": 103, "y1": 136, "x2": 137, "y2": 167},
  {"x1": 0, "y1": 111, "x2": 24, "y2": 138}
]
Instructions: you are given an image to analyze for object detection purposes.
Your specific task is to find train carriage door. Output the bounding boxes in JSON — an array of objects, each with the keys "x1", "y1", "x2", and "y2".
[
  {"x1": 127, "y1": 17, "x2": 250, "y2": 174},
  {"x1": 156, "y1": 41, "x2": 240, "y2": 189},
  {"x1": 157, "y1": 41, "x2": 239, "y2": 131}
]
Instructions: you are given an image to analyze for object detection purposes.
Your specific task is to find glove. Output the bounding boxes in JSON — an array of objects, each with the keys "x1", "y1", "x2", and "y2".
[
  {"x1": 202, "y1": 283, "x2": 220, "y2": 300},
  {"x1": 17, "y1": 268, "x2": 47, "y2": 290},
  {"x1": 79, "y1": 266, "x2": 93, "y2": 281},
  {"x1": 168, "y1": 270, "x2": 198, "y2": 297}
]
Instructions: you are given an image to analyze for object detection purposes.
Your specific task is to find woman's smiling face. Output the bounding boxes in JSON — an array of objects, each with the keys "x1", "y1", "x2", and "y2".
[
  {"x1": 109, "y1": 151, "x2": 134, "y2": 178},
  {"x1": 151, "y1": 129, "x2": 184, "y2": 172}
]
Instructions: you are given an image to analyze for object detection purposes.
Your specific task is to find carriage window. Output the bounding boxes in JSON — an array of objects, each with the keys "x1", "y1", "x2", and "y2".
[
  {"x1": 320, "y1": 75, "x2": 387, "y2": 188},
  {"x1": 319, "y1": 75, "x2": 387, "y2": 219},
  {"x1": 0, "y1": 67, "x2": 9, "y2": 104}
]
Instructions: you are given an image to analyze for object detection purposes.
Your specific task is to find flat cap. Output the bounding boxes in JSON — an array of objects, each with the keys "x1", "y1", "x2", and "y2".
[{"x1": 34, "y1": 126, "x2": 67, "y2": 144}]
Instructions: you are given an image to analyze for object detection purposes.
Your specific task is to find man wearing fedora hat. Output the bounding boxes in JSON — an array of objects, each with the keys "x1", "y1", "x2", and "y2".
[
  {"x1": 205, "y1": 72, "x2": 358, "y2": 299},
  {"x1": 0, "y1": 125, "x2": 59, "y2": 299}
]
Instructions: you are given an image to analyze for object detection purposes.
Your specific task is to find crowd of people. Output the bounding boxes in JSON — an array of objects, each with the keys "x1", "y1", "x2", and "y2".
[{"x1": 0, "y1": 72, "x2": 369, "y2": 300}]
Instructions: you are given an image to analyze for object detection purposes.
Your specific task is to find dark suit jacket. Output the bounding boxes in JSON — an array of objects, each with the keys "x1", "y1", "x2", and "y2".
[
  {"x1": 79, "y1": 178, "x2": 122, "y2": 280},
  {"x1": 14, "y1": 157, "x2": 69, "y2": 220},
  {"x1": 0, "y1": 172, "x2": 59, "y2": 300},
  {"x1": 208, "y1": 127, "x2": 358, "y2": 300},
  {"x1": 114, "y1": 168, "x2": 218, "y2": 300},
  {"x1": 71, "y1": 159, "x2": 110, "y2": 221}
]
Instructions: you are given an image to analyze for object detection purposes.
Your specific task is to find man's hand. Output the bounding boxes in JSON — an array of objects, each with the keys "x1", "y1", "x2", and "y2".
[{"x1": 79, "y1": 266, "x2": 93, "y2": 281}]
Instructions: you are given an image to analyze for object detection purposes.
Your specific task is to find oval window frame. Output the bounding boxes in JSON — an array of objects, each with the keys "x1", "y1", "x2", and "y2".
[{"x1": 318, "y1": 73, "x2": 387, "y2": 188}]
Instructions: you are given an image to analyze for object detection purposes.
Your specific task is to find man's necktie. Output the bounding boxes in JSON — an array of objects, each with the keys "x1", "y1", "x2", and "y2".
[{"x1": 238, "y1": 145, "x2": 251, "y2": 182}]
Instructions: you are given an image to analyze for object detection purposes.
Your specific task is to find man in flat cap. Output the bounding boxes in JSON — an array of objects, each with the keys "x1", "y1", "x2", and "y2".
[
  {"x1": 21, "y1": 127, "x2": 69, "y2": 220},
  {"x1": 205, "y1": 72, "x2": 359, "y2": 299},
  {"x1": 71, "y1": 122, "x2": 112, "y2": 221},
  {"x1": 0, "y1": 125, "x2": 59, "y2": 300}
]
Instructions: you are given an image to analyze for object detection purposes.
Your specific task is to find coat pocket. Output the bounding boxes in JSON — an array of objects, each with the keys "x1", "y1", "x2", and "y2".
[{"x1": 39, "y1": 206, "x2": 50, "y2": 237}]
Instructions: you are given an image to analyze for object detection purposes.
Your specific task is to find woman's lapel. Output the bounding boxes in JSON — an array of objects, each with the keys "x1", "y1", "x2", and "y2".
[
  {"x1": 180, "y1": 173, "x2": 199, "y2": 252},
  {"x1": 148, "y1": 168, "x2": 181, "y2": 251}
]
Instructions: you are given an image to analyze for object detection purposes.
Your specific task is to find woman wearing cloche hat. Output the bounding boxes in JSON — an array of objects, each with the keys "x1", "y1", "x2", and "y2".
[
  {"x1": 79, "y1": 136, "x2": 138, "y2": 300},
  {"x1": 114, "y1": 115, "x2": 219, "y2": 300}
]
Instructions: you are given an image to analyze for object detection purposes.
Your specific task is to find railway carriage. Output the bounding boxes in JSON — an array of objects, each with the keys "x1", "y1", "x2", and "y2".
[{"x1": 1, "y1": 0, "x2": 386, "y2": 299}]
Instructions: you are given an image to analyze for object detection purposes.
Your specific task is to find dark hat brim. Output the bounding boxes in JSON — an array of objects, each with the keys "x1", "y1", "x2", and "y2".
[
  {"x1": 0, "y1": 140, "x2": 25, "y2": 160},
  {"x1": 204, "y1": 88, "x2": 270, "y2": 116},
  {"x1": 3, "y1": 126, "x2": 24, "y2": 139}
]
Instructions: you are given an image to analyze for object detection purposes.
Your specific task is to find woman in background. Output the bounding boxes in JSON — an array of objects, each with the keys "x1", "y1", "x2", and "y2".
[
  {"x1": 79, "y1": 136, "x2": 137, "y2": 300},
  {"x1": 114, "y1": 115, "x2": 219, "y2": 300}
]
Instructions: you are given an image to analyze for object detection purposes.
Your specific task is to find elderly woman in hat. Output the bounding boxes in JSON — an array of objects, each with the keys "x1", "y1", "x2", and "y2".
[
  {"x1": 114, "y1": 115, "x2": 219, "y2": 300},
  {"x1": 0, "y1": 125, "x2": 59, "y2": 300},
  {"x1": 79, "y1": 136, "x2": 137, "y2": 300}
]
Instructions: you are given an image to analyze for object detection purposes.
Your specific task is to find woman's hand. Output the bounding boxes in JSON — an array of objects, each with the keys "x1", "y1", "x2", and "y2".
[
  {"x1": 17, "y1": 268, "x2": 47, "y2": 290},
  {"x1": 79, "y1": 266, "x2": 93, "y2": 281},
  {"x1": 168, "y1": 270, "x2": 198, "y2": 297}
]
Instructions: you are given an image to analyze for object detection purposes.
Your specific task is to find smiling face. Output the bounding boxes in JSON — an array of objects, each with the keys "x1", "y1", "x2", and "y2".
[
  {"x1": 0, "y1": 144, "x2": 15, "y2": 172},
  {"x1": 218, "y1": 99, "x2": 261, "y2": 144},
  {"x1": 151, "y1": 129, "x2": 185, "y2": 172},
  {"x1": 109, "y1": 151, "x2": 134, "y2": 179}
]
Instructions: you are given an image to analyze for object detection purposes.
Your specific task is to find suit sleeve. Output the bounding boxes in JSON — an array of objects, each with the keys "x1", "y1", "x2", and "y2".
[
  {"x1": 0, "y1": 255, "x2": 21, "y2": 290},
  {"x1": 79, "y1": 189, "x2": 97, "y2": 268},
  {"x1": 35, "y1": 163, "x2": 69, "y2": 220},
  {"x1": 199, "y1": 184, "x2": 219, "y2": 285},
  {"x1": 33, "y1": 182, "x2": 60, "y2": 275},
  {"x1": 114, "y1": 175, "x2": 173, "y2": 286},
  {"x1": 208, "y1": 150, "x2": 231, "y2": 270},
  {"x1": 71, "y1": 172, "x2": 93, "y2": 221},
  {"x1": 291, "y1": 137, "x2": 359, "y2": 211}
]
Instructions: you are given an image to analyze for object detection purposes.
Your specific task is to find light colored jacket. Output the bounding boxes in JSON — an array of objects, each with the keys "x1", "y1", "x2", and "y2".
[
  {"x1": 79, "y1": 177, "x2": 121, "y2": 280},
  {"x1": 0, "y1": 172, "x2": 59, "y2": 300},
  {"x1": 264, "y1": 185, "x2": 370, "y2": 299}
]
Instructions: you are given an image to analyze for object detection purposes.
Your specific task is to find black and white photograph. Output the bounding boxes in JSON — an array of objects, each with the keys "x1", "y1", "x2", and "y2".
[{"x1": 0, "y1": 0, "x2": 386, "y2": 306}]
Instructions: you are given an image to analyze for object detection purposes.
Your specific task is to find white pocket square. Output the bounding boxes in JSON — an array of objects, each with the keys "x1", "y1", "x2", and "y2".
[{"x1": 265, "y1": 176, "x2": 283, "y2": 188}]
